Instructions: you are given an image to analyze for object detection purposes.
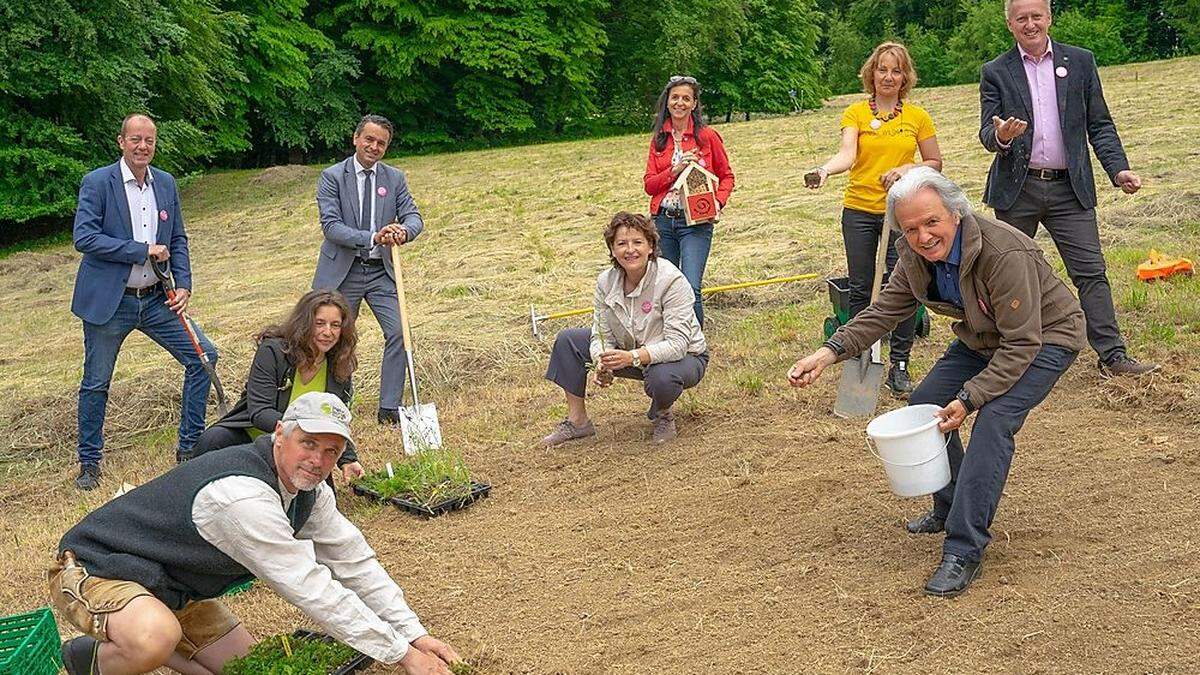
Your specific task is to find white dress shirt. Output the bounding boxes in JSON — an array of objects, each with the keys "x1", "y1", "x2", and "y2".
[
  {"x1": 120, "y1": 158, "x2": 159, "y2": 288},
  {"x1": 352, "y1": 157, "x2": 381, "y2": 259},
  {"x1": 191, "y1": 474, "x2": 427, "y2": 663}
]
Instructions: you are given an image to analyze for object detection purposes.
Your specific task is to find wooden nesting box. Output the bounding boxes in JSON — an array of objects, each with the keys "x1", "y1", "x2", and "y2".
[{"x1": 672, "y1": 162, "x2": 720, "y2": 226}]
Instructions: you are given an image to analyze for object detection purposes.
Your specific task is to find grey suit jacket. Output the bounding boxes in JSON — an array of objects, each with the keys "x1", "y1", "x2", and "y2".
[
  {"x1": 312, "y1": 156, "x2": 424, "y2": 290},
  {"x1": 979, "y1": 41, "x2": 1130, "y2": 211}
]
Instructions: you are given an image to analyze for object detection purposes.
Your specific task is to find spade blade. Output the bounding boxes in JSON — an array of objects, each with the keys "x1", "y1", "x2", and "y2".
[{"x1": 833, "y1": 353, "x2": 885, "y2": 418}]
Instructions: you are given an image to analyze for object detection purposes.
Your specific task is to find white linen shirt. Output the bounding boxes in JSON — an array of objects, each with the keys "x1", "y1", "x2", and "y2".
[
  {"x1": 120, "y1": 158, "x2": 159, "y2": 288},
  {"x1": 352, "y1": 157, "x2": 381, "y2": 259},
  {"x1": 191, "y1": 473, "x2": 427, "y2": 663}
]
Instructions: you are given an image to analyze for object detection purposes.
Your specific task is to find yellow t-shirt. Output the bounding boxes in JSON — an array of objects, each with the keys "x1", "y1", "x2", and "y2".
[
  {"x1": 840, "y1": 100, "x2": 937, "y2": 215},
  {"x1": 247, "y1": 360, "x2": 329, "y2": 440}
]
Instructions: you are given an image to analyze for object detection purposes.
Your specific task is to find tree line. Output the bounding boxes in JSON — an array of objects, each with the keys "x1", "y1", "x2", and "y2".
[{"x1": 2, "y1": 0, "x2": 1197, "y2": 235}]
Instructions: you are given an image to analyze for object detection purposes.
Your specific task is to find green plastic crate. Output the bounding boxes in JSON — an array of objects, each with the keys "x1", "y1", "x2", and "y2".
[{"x1": 0, "y1": 607, "x2": 62, "y2": 675}]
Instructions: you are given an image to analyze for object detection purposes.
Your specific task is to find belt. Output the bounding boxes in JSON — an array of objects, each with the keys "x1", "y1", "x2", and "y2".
[
  {"x1": 658, "y1": 206, "x2": 685, "y2": 218},
  {"x1": 124, "y1": 283, "x2": 162, "y2": 298},
  {"x1": 355, "y1": 257, "x2": 384, "y2": 267},
  {"x1": 1027, "y1": 168, "x2": 1068, "y2": 181}
]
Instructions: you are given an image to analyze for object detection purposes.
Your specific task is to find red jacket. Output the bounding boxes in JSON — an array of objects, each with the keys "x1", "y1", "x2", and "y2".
[{"x1": 643, "y1": 118, "x2": 735, "y2": 215}]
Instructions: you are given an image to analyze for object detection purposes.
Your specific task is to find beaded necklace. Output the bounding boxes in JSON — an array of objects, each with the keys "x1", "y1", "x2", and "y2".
[{"x1": 868, "y1": 97, "x2": 903, "y2": 130}]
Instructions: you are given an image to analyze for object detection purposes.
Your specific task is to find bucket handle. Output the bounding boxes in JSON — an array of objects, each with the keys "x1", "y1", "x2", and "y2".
[{"x1": 865, "y1": 433, "x2": 950, "y2": 467}]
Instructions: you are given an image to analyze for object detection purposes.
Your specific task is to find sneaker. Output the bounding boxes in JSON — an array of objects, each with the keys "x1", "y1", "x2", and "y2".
[
  {"x1": 1099, "y1": 354, "x2": 1159, "y2": 377},
  {"x1": 74, "y1": 464, "x2": 101, "y2": 491},
  {"x1": 61, "y1": 635, "x2": 100, "y2": 675},
  {"x1": 542, "y1": 419, "x2": 596, "y2": 446},
  {"x1": 886, "y1": 361, "x2": 914, "y2": 396},
  {"x1": 651, "y1": 412, "x2": 678, "y2": 444},
  {"x1": 923, "y1": 553, "x2": 982, "y2": 598}
]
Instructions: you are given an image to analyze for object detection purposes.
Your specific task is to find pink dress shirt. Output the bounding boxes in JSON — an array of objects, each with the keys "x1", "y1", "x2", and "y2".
[{"x1": 1019, "y1": 42, "x2": 1068, "y2": 170}]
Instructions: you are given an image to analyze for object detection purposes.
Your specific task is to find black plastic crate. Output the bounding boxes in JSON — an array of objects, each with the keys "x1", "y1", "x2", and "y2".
[
  {"x1": 290, "y1": 629, "x2": 373, "y2": 675},
  {"x1": 353, "y1": 481, "x2": 492, "y2": 518}
]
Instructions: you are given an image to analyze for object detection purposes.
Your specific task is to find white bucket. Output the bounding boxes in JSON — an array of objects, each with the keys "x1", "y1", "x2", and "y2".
[{"x1": 865, "y1": 404, "x2": 951, "y2": 497}]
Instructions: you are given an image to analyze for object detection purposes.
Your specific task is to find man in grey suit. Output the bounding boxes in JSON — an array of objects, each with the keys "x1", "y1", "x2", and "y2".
[
  {"x1": 313, "y1": 114, "x2": 424, "y2": 424},
  {"x1": 979, "y1": 0, "x2": 1156, "y2": 377}
]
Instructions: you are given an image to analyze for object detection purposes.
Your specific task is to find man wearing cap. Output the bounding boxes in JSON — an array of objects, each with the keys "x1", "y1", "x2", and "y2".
[{"x1": 52, "y1": 392, "x2": 463, "y2": 675}]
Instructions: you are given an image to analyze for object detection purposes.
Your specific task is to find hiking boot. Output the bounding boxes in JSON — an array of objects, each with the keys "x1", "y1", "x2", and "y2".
[
  {"x1": 924, "y1": 553, "x2": 982, "y2": 598},
  {"x1": 61, "y1": 635, "x2": 100, "y2": 675},
  {"x1": 542, "y1": 419, "x2": 595, "y2": 446},
  {"x1": 651, "y1": 412, "x2": 678, "y2": 444},
  {"x1": 74, "y1": 464, "x2": 101, "y2": 491},
  {"x1": 377, "y1": 408, "x2": 401, "y2": 426},
  {"x1": 905, "y1": 510, "x2": 946, "y2": 534},
  {"x1": 176, "y1": 447, "x2": 193, "y2": 464},
  {"x1": 1099, "y1": 354, "x2": 1159, "y2": 377},
  {"x1": 886, "y1": 361, "x2": 914, "y2": 396}
]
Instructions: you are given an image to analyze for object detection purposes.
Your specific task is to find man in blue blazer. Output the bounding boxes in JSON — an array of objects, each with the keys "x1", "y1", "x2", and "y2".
[
  {"x1": 313, "y1": 114, "x2": 424, "y2": 424},
  {"x1": 71, "y1": 114, "x2": 217, "y2": 490},
  {"x1": 979, "y1": 0, "x2": 1155, "y2": 377}
]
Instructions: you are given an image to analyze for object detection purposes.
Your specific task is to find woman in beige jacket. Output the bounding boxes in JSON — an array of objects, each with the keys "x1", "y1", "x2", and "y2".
[{"x1": 543, "y1": 212, "x2": 709, "y2": 446}]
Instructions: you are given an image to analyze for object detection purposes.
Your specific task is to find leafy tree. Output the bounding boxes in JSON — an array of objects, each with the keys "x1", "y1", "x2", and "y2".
[
  {"x1": 822, "y1": 9, "x2": 873, "y2": 94},
  {"x1": 1053, "y1": 7, "x2": 1133, "y2": 64}
]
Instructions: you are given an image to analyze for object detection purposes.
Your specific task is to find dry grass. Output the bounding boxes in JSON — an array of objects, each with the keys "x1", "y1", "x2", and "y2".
[{"x1": 1, "y1": 56, "x2": 1198, "y2": 673}]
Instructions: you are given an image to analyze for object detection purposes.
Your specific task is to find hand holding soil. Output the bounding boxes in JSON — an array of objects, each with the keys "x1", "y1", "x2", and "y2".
[{"x1": 787, "y1": 347, "x2": 837, "y2": 387}]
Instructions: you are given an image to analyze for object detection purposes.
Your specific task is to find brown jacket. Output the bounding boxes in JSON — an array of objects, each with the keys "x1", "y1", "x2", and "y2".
[{"x1": 831, "y1": 210, "x2": 1086, "y2": 409}]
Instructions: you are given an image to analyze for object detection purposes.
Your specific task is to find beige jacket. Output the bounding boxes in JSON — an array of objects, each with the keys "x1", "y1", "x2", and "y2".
[
  {"x1": 831, "y1": 210, "x2": 1086, "y2": 409},
  {"x1": 590, "y1": 258, "x2": 707, "y2": 364}
]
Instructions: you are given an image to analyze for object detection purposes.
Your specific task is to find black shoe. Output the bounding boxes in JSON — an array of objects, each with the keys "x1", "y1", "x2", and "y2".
[
  {"x1": 1099, "y1": 354, "x2": 1159, "y2": 377},
  {"x1": 905, "y1": 510, "x2": 946, "y2": 534},
  {"x1": 74, "y1": 464, "x2": 101, "y2": 491},
  {"x1": 176, "y1": 448, "x2": 193, "y2": 464},
  {"x1": 885, "y1": 361, "x2": 914, "y2": 396},
  {"x1": 924, "y1": 554, "x2": 982, "y2": 597},
  {"x1": 377, "y1": 408, "x2": 401, "y2": 425},
  {"x1": 61, "y1": 635, "x2": 100, "y2": 675}
]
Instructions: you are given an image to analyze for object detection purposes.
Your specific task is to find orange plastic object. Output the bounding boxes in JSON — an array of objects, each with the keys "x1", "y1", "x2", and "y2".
[{"x1": 1137, "y1": 250, "x2": 1194, "y2": 282}]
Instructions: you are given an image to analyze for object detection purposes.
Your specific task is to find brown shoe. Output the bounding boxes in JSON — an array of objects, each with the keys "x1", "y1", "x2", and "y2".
[
  {"x1": 1099, "y1": 355, "x2": 1160, "y2": 377},
  {"x1": 542, "y1": 419, "x2": 595, "y2": 446},
  {"x1": 651, "y1": 412, "x2": 678, "y2": 444}
]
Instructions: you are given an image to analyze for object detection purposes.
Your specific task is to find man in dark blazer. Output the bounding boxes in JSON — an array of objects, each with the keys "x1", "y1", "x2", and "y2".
[
  {"x1": 979, "y1": 0, "x2": 1155, "y2": 377},
  {"x1": 71, "y1": 114, "x2": 217, "y2": 490},
  {"x1": 312, "y1": 114, "x2": 424, "y2": 424}
]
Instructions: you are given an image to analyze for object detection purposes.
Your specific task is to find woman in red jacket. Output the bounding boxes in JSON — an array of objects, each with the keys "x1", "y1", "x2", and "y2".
[{"x1": 643, "y1": 75, "x2": 735, "y2": 326}]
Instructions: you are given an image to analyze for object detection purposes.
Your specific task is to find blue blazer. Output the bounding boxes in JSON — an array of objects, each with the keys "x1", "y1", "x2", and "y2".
[
  {"x1": 312, "y1": 157, "x2": 424, "y2": 290},
  {"x1": 71, "y1": 161, "x2": 191, "y2": 325}
]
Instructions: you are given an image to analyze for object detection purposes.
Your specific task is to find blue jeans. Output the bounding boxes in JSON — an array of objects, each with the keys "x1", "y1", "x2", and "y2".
[
  {"x1": 78, "y1": 288, "x2": 217, "y2": 465},
  {"x1": 909, "y1": 340, "x2": 1077, "y2": 561},
  {"x1": 655, "y1": 212, "x2": 712, "y2": 325}
]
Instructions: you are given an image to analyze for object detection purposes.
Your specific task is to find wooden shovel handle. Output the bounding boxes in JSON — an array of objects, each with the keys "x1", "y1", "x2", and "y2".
[
  {"x1": 391, "y1": 246, "x2": 415, "y2": 351},
  {"x1": 870, "y1": 225, "x2": 889, "y2": 304}
]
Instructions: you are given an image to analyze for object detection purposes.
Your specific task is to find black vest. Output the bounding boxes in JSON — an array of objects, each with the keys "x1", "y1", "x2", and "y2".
[{"x1": 59, "y1": 436, "x2": 316, "y2": 610}]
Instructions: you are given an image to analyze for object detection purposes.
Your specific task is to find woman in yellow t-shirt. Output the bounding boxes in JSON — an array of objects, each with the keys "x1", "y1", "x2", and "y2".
[
  {"x1": 807, "y1": 41, "x2": 942, "y2": 395},
  {"x1": 191, "y1": 290, "x2": 365, "y2": 481}
]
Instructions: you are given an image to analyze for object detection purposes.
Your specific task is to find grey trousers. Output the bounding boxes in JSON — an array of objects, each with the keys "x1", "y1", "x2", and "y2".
[
  {"x1": 995, "y1": 177, "x2": 1125, "y2": 362},
  {"x1": 338, "y1": 259, "x2": 406, "y2": 410},
  {"x1": 545, "y1": 327, "x2": 708, "y2": 418}
]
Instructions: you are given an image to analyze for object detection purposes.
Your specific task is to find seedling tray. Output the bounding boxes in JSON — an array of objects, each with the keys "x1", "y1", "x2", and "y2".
[
  {"x1": 0, "y1": 607, "x2": 62, "y2": 675},
  {"x1": 353, "y1": 481, "x2": 492, "y2": 518},
  {"x1": 291, "y1": 630, "x2": 373, "y2": 675}
]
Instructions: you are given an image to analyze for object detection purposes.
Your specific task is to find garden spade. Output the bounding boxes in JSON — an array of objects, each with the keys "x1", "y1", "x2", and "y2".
[
  {"x1": 391, "y1": 246, "x2": 443, "y2": 454},
  {"x1": 150, "y1": 259, "x2": 229, "y2": 415},
  {"x1": 833, "y1": 225, "x2": 889, "y2": 418}
]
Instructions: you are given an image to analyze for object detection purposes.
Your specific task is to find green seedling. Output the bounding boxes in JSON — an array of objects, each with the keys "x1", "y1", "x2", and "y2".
[
  {"x1": 222, "y1": 634, "x2": 358, "y2": 674},
  {"x1": 355, "y1": 447, "x2": 475, "y2": 507}
]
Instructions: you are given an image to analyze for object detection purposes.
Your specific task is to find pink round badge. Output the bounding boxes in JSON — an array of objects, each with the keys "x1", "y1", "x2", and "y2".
[
  {"x1": 377, "y1": 186, "x2": 388, "y2": 197},
  {"x1": 1055, "y1": 66, "x2": 1068, "y2": 78},
  {"x1": 158, "y1": 209, "x2": 168, "y2": 222},
  {"x1": 641, "y1": 301, "x2": 653, "y2": 314}
]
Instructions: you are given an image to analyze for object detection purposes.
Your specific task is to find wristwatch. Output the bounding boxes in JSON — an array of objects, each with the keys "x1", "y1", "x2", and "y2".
[
  {"x1": 955, "y1": 389, "x2": 976, "y2": 414},
  {"x1": 630, "y1": 350, "x2": 642, "y2": 368}
]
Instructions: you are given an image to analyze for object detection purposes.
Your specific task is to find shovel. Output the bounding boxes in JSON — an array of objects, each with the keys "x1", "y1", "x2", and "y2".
[
  {"x1": 390, "y1": 246, "x2": 443, "y2": 454},
  {"x1": 833, "y1": 225, "x2": 889, "y2": 418},
  {"x1": 150, "y1": 259, "x2": 229, "y2": 416}
]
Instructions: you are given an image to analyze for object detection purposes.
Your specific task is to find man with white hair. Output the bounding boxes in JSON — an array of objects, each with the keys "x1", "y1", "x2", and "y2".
[
  {"x1": 52, "y1": 392, "x2": 462, "y2": 675},
  {"x1": 980, "y1": 0, "x2": 1155, "y2": 376},
  {"x1": 788, "y1": 167, "x2": 1086, "y2": 597}
]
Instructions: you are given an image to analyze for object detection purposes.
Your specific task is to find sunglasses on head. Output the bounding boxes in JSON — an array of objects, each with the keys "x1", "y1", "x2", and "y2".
[{"x1": 668, "y1": 75, "x2": 698, "y2": 85}]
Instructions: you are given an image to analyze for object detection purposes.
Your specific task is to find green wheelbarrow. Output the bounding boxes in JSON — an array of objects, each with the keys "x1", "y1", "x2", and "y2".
[{"x1": 822, "y1": 276, "x2": 931, "y2": 341}]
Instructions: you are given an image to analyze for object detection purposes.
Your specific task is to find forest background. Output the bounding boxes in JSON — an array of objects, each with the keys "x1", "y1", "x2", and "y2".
[{"x1": 3, "y1": 0, "x2": 1198, "y2": 241}]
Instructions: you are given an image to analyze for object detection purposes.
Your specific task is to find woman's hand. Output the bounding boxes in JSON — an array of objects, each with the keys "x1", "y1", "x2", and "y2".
[
  {"x1": 804, "y1": 167, "x2": 828, "y2": 190},
  {"x1": 787, "y1": 347, "x2": 837, "y2": 388},
  {"x1": 599, "y1": 349, "x2": 635, "y2": 371},
  {"x1": 880, "y1": 164, "x2": 915, "y2": 190},
  {"x1": 341, "y1": 462, "x2": 365, "y2": 482},
  {"x1": 671, "y1": 150, "x2": 700, "y2": 176}
]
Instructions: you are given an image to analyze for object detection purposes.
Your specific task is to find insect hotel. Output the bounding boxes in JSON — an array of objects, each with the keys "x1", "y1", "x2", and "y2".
[{"x1": 671, "y1": 162, "x2": 720, "y2": 226}]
